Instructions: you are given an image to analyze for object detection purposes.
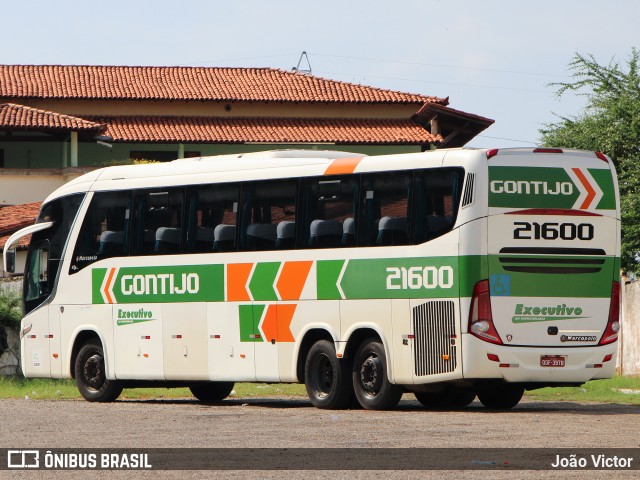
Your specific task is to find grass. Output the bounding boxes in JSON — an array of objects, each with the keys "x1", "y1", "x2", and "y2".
[
  {"x1": 524, "y1": 375, "x2": 640, "y2": 404},
  {"x1": 0, "y1": 377, "x2": 308, "y2": 400},
  {"x1": 2, "y1": 376, "x2": 640, "y2": 404}
]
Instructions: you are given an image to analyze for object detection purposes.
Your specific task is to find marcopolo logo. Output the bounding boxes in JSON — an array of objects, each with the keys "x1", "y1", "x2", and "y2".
[{"x1": 512, "y1": 303, "x2": 586, "y2": 324}]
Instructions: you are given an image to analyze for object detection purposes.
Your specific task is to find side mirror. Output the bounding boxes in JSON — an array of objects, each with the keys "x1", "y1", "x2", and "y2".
[{"x1": 4, "y1": 247, "x2": 16, "y2": 274}]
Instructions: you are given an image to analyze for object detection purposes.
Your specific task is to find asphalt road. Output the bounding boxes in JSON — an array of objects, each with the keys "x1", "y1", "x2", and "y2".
[{"x1": 2, "y1": 394, "x2": 640, "y2": 479}]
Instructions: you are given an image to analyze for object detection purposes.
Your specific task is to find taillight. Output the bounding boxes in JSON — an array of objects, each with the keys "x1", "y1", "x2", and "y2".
[
  {"x1": 468, "y1": 280, "x2": 503, "y2": 345},
  {"x1": 599, "y1": 281, "x2": 620, "y2": 345},
  {"x1": 595, "y1": 151, "x2": 609, "y2": 163},
  {"x1": 533, "y1": 148, "x2": 563, "y2": 154}
]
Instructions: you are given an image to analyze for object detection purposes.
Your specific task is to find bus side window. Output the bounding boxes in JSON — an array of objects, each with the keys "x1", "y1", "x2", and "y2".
[
  {"x1": 70, "y1": 191, "x2": 131, "y2": 272},
  {"x1": 299, "y1": 176, "x2": 358, "y2": 249},
  {"x1": 131, "y1": 189, "x2": 184, "y2": 256},
  {"x1": 412, "y1": 169, "x2": 464, "y2": 243},
  {"x1": 360, "y1": 172, "x2": 411, "y2": 247},
  {"x1": 240, "y1": 180, "x2": 297, "y2": 252},
  {"x1": 185, "y1": 184, "x2": 240, "y2": 253}
]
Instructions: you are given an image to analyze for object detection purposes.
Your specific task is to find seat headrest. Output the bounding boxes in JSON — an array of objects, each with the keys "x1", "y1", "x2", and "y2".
[{"x1": 310, "y1": 219, "x2": 342, "y2": 237}]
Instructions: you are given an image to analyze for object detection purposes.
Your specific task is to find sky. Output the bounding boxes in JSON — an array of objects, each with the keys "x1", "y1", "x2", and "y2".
[{"x1": 1, "y1": 0, "x2": 638, "y2": 149}]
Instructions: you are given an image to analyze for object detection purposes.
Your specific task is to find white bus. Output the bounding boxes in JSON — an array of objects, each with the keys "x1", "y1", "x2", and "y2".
[{"x1": 3, "y1": 148, "x2": 621, "y2": 410}]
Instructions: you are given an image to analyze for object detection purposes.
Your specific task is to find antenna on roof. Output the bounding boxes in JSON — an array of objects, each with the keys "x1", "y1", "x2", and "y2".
[{"x1": 292, "y1": 51, "x2": 312, "y2": 75}]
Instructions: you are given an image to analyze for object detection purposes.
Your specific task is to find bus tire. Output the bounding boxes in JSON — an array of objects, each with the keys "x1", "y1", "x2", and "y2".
[
  {"x1": 190, "y1": 382, "x2": 235, "y2": 402},
  {"x1": 304, "y1": 339, "x2": 354, "y2": 409},
  {"x1": 75, "y1": 340, "x2": 123, "y2": 402},
  {"x1": 477, "y1": 385, "x2": 524, "y2": 409},
  {"x1": 352, "y1": 338, "x2": 403, "y2": 410},
  {"x1": 414, "y1": 388, "x2": 476, "y2": 409}
]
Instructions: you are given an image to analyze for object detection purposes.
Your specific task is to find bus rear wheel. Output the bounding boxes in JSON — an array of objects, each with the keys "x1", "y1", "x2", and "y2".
[
  {"x1": 190, "y1": 382, "x2": 235, "y2": 402},
  {"x1": 477, "y1": 385, "x2": 524, "y2": 409},
  {"x1": 75, "y1": 340, "x2": 123, "y2": 402},
  {"x1": 414, "y1": 387, "x2": 476, "y2": 409},
  {"x1": 304, "y1": 339, "x2": 354, "y2": 409},
  {"x1": 352, "y1": 338, "x2": 403, "y2": 410}
]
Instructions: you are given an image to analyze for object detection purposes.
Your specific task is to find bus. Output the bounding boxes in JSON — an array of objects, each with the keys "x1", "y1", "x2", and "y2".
[{"x1": 3, "y1": 148, "x2": 621, "y2": 410}]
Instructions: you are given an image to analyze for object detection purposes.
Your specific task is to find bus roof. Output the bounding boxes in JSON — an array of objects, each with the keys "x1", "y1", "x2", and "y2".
[{"x1": 46, "y1": 148, "x2": 467, "y2": 202}]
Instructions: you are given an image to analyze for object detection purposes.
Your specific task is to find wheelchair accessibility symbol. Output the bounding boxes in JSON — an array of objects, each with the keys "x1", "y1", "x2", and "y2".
[{"x1": 490, "y1": 274, "x2": 511, "y2": 296}]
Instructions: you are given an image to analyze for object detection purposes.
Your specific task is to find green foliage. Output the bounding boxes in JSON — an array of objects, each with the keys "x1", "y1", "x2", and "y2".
[
  {"x1": 540, "y1": 48, "x2": 640, "y2": 274},
  {"x1": 0, "y1": 287, "x2": 21, "y2": 356},
  {"x1": 0, "y1": 288, "x2": 21, "y2": 328}
]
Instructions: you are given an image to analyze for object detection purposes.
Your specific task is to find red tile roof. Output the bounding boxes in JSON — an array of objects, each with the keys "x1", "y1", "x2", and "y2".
[
  {"x1": 0, "y1": 65, "x2": 447, "y2": 105},
  {"x1": 0, "y1": 202, "x2": 41, "y2": 251},
  {"x1": 92, "y1": 115, "x2": 443, "y2": 145},
  {"x1": 0, "y1": 103, "x2": 105, "y2": 132}
]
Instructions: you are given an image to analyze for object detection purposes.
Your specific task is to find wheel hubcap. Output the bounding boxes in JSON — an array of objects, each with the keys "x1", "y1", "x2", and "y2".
[
  {"x1": 360, "y1": 354, "x2": 382, "y2": 396},
  {"x1": 83, "y1": 354, "x2": 104, "y2": 390},
  {"x1": 313, "y1": 354, "x2": 333, "y2": 398}
]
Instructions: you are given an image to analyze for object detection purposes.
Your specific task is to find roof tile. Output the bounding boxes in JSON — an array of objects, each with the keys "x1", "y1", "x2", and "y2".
[
  {"x1": 0, "y1": 65, "x2": 447, "y2": 105},
  {"x1": 0, "y1": 202, "x2": 41, "y2": 251},
  {"x1": 92, "y1": 115, "x2": 442, "y2": 145},
  {"x1": 0, "y1": 103, "x2": 104, "y2": 132}
]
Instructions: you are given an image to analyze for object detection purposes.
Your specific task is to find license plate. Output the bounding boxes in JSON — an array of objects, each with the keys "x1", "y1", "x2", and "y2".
[{"x1": 540, "y1": 355, "x2": 566, "y2": 367}]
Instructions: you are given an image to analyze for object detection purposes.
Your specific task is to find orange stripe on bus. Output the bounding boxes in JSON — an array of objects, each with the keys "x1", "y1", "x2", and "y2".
[
  {"x1": 276, "y1": 261, "x2": 313, "y2": 300},
  {"x1": 572, "y1": 168, "x2": 596, "y2": 209},
  {"x1": 323, "y1": 157, "x2": 363, "y2": 176},
  {"x1": 227, "y1": 263, "x2": 253, "y2": 301},
  {"x1": 261, "y1": 304, "x2": 296, "y2": 343},
  {"x1": 103, "y1": 267, "x2": 116, "y2": 304}
]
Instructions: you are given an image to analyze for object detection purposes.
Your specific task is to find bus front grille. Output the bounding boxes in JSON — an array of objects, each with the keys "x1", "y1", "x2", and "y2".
[{"x1": 413, "y1": 300, "x2": 457, "y2": 376}]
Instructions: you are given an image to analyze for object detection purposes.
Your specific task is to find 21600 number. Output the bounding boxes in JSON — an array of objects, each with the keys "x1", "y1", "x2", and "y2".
[{"x1": 513, "y1": 222, "x2": 594, "y2": 240}]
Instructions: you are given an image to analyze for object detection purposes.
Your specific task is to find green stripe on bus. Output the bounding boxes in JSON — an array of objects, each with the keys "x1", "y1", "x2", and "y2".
[
  {"x1": 488, "y1": 255, "x2": 615, "y2": 298},
  {"x1": 249, "y1": 262, "x2": 280, "y2": 301},
  {"x1": 239, "y1": 304, "x2": 264, "y2": 342},
  {"x1": 591, "y1": 169, "x2": 616, "y2": 210},
  {"x1": 316, "y1": 260, "x2": 345, "y2": 300}
]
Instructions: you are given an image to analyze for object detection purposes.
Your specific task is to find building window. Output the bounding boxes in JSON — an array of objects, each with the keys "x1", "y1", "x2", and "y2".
[{"x1": 0, "y1": 149, "x2": 4, "y2": 168}]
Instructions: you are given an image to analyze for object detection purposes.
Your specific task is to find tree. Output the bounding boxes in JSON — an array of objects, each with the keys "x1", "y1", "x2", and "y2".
[{"x1": 540, "y1": 48, "x2": 640, "y2": 274}]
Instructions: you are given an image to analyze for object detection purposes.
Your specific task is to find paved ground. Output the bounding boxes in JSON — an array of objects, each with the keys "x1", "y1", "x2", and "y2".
[{"x1": 2, "y1": 394, "x2": 640, "y2": 479}]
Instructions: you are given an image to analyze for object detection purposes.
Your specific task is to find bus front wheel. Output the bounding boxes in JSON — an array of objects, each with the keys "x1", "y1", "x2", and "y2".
[
  {"x1": 352, "y1": 338, "x2": 403, "y2": 410},
  {"x1": 304, "y1": 339, "x2": 354, "y2": 409},
  {"x1": 190, "y1": 382, "x2": 235, "y2": 402},
  {"x1": 477, "y1": 385, "x2": 524, "y2": 409},
  {"x1": 75, "y1": 340, "x2": 123, "y2": 402}
]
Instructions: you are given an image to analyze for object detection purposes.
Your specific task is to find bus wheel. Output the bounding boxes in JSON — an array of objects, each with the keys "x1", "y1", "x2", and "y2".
[
  {"x1": 190, "y1": 382, "x2": 235, "y2": 403},
  {"x1": 75, "y1": 340, "x2": 123, "y2": 402},
  {"x1": 304, "y1": 339, "x2": 354, "y2": 409},
  {"x1": 352, "y1": 338, "x2": 403, "y2": 410},
  {"x1": 414, "y1": 388, "x2": 476, "y2": 409},
  {"x1": 477, "y1": 385, "x2": 524, "y2": 409}
]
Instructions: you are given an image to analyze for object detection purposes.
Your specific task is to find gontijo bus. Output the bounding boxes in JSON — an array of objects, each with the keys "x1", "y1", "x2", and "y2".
[{"x1": 3, "y1": 148, "x2": 621, "y2": 410}]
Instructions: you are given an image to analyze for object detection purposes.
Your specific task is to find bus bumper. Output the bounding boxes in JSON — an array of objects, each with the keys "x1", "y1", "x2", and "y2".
[{"x1": 461, "y1": 334, "x2": 618, "y2": 384}]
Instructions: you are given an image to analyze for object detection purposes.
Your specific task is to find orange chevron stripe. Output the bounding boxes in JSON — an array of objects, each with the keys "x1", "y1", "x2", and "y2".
[
  {"x1": 227, "y1": 263, "x2": 253, "y2": 301},
  {"x1": 261, "y1": 304, "x2": 296, "y2": 343},
  {"x1": 276, "y1": 261, "x2": 312, "y2": 300},
  {"x1": 103, "y1": 268, "x2": 116, "y2": 304},
  {"x1": 324, "y1": 157, "x2": 363, "y2": 176},
  {"x1": 572, "y1": 168, "x2": 596, "y2": 209}
]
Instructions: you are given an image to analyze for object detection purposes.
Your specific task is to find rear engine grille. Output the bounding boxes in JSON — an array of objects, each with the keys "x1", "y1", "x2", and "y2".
[{"x1": 413, "y1": 300, "x2": 457, "y2": 376}]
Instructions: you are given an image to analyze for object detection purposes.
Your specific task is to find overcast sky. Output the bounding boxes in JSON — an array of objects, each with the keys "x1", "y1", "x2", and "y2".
[{"x1": 1, "y1": 0, "x2": 637, "y2": 149}]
